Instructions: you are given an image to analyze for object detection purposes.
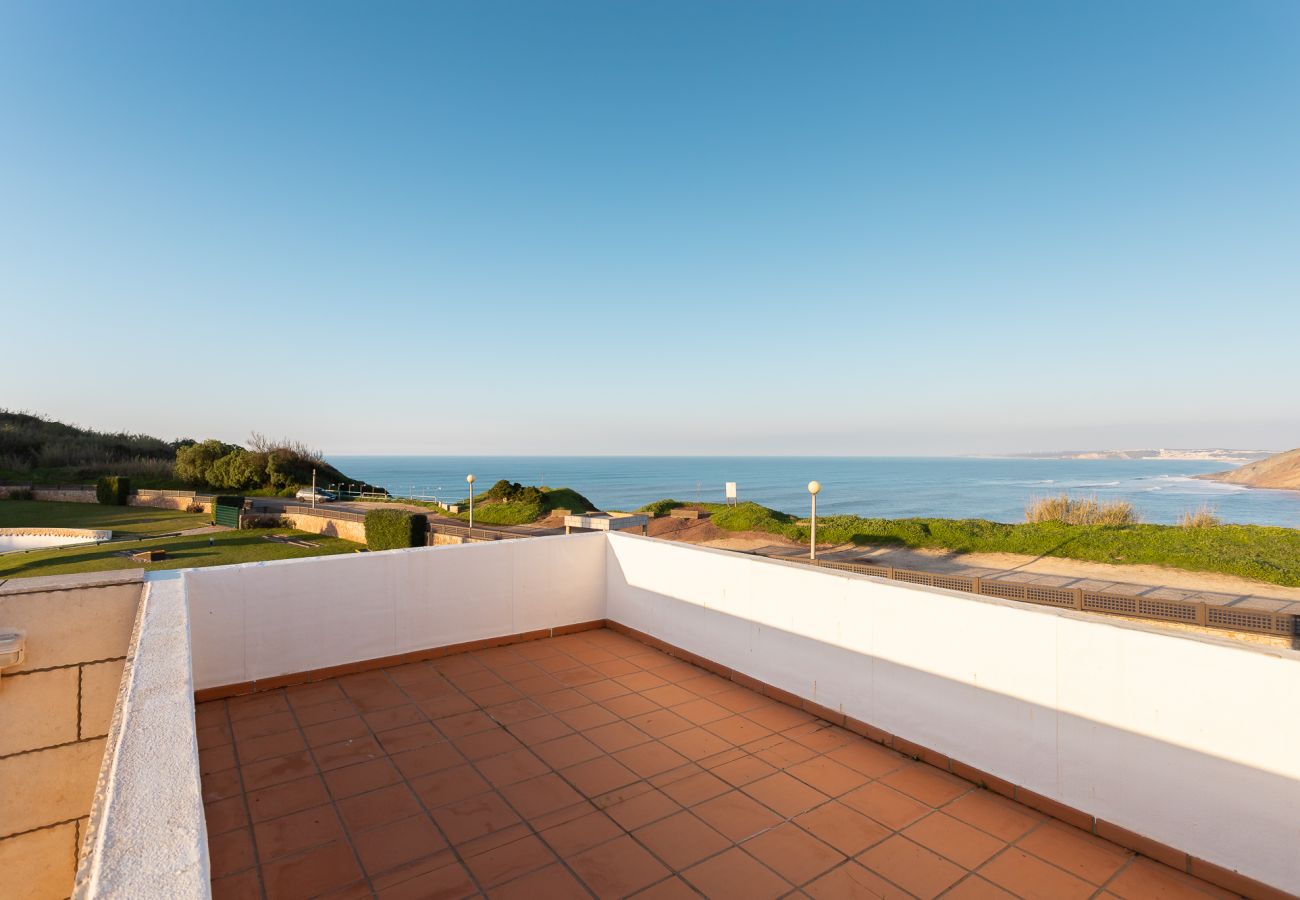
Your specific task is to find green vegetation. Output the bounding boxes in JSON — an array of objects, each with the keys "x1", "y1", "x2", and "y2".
[
  {"x1": 0, "y1": 500, "x2": 209, "y2": 534},
  {"x1": 96, "y1": 475, "x2": 130, "y2": 506},
  {"x1": 0, "y1": 528, "x2": 361, "y2": 580},
  {"x1": 0, "y1": 411, "x2": 369, "y2": 496},
  {"x1": 0, "y1": 410, "x2": 177, "y2": 487},
  {"x1": 365, "y1": 509, "x2": 427, "y2": 550},
  {"x1": 174, "y1": 434, "x2": 362, "y2": 494},
  {"x1": 638, "y1": 499, "x2": 684, "y2": 517},
  {"x1": 447, "y1": 482, "x2": 595, "y2": 525},
  {"x1": 647, "y1": 499, "x2": 1300, "y2": 587}
]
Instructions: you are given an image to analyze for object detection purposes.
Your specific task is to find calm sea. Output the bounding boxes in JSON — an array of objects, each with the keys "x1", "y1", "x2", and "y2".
[{"x1": 326, "y1": 456, "x2": 1300, "y2": 528}]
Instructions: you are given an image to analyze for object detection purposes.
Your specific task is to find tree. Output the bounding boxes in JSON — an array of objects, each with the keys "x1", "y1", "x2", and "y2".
[
  {"x1": 174, "y1": 439, "x2": 239, "y2": 485},
  {"x1": 206, "y1": 450, "x2": 264, "y2": 490}
]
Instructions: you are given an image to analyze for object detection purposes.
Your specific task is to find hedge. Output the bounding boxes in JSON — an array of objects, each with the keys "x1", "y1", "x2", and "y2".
[
  {"x1": 365, "y1": 509, "x2": 428, "y2": 551},
  {"x1": 96, "y1": 476, "x2": 130, "y2": 506}
]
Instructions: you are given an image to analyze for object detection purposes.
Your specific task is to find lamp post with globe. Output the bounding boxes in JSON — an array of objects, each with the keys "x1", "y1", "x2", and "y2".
[
  {"x1": 808, "y1": 481, "x2": 821, "y2": 560},
  {"x1": 467, "y1": 474, "x2": 476, "y2": 529}
]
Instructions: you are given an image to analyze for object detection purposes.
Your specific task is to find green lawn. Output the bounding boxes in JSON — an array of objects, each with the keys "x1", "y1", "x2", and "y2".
[
  {"x1": 0, "y1": 500, "x2": 209, "y2": 534},
  {"x1": 643, "y1": 499, "x2": 1300, "y2": 588},
  {"x1": 0, "y1": 527, "x2": 363, "y2": 579}
]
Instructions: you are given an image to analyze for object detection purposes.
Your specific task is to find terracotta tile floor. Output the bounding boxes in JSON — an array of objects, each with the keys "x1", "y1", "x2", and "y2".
[{"x1": 198, "y1": 628, "x2": 1239, "y2": 900}]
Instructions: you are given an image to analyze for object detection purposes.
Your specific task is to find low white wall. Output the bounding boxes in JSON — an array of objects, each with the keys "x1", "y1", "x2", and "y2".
[
  {"x1": 187, "y1": 533, "x2": 607, "y2": 691},
  {"x1": 604, "y1": 534, "x2": 1300, "y2": 894},
  {"x1": 75, "y1": 573, "x2": 208, "y2": 900}
]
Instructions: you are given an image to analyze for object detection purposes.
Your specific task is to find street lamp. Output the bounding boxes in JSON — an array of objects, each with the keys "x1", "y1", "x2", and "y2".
[
  {"x1": 808, "y1": 481, "x2": 821, "y2": 560},
  {"x1": 467, "y1": 474, "x2": 476, "y2": 529}
]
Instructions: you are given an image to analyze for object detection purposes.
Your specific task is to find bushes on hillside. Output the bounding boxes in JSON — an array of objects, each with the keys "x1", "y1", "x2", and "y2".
[
  {"x1": 174, "y1": 434, "x2": 364, "y2": 495},
  {"x1": 484, "y1": 480, "x2": 545, "y2": 505},
  {"x1": 174, "y1": 440, "x2": 241, "y2": 485},
  {"x1": 207, "y1": 450, "x2": 265, "y2": 490},
  {"x1": 365, "y1": 509, "x2": 428, "y2": 551},
  {"x1": 96, "y1": 476, "x2": 130, "y2": 505}
]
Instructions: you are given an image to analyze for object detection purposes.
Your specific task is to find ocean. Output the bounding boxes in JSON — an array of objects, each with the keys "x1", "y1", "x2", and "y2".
[{"x1": 325, "y1": 456, "x2": 1300, "y2": 528}]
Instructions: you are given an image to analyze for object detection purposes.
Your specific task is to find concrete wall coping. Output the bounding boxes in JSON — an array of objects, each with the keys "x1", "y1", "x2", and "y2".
[
  {"x1": 74, "y1": 572, "x2": 208, "y2": 899},
  {"x1": 0, "y1": 569, "x2": 144, "y2": 597}
]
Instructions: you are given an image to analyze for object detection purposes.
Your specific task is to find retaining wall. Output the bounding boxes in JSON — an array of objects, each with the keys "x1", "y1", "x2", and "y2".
[{"x1": 0, "y1": 572, "x2": 144, "y2": 899}]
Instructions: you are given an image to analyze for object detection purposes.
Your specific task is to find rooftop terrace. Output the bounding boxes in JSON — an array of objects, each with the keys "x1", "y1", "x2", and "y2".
[
  {"x1": 199, "y1": 628, "x2": 1236, "y2": 900},
  {"x1": 2, "y1": 531, "x2": 1296, "y2": 899}
]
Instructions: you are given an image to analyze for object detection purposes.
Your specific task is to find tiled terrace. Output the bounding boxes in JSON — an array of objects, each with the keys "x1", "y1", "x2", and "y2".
[{"x1": 198, "y1": 628, "x2": 1237, "y2": 900}]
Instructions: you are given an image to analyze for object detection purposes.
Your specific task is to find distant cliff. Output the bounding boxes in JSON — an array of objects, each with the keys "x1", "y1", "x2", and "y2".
[
  {"x1": 1001, "y1": 448, "x2": 1274, "y2": 462},
  {"x1": 1201, "y1": 448, "x2": 1300, "y2": 490}
]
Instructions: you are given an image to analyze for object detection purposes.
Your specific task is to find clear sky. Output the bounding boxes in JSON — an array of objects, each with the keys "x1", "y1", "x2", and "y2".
[{"x1": 2, "y1": 1, "x2": 1297, "y2": 455}]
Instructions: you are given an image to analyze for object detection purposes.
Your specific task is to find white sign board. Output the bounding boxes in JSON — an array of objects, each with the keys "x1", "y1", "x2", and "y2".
[{"x1": 725, "y1": 482, "x2": 737, "y2": 500}]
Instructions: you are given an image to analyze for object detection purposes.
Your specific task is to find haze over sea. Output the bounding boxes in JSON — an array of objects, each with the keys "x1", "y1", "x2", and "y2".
[{"x1": 328, "y1": 456, "x2": 1300, "y2": 529}]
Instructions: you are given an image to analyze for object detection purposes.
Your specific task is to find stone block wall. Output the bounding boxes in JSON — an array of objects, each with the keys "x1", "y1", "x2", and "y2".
[
  {"x1": 0, "y1": 573, "x2": 143, "y2": 900},
  {"x1": 281, "y1": 512, "x2": 367, "y2": 544}
]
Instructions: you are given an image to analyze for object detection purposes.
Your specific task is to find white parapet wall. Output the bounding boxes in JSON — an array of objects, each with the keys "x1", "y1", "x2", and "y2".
[
  {"x1": 75, "y1": 573, "x2": 208, "y2": 900},
  {"x1": 186, "y1": 532, "x2": 607, "y2": 691},
  {"x1": 603, "y1": 533, "x2": 1300, "y2": 894}
]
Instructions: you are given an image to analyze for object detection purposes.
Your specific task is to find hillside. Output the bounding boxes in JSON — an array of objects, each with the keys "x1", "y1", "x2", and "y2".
[
  {"x1": 0, "y1": 410, "x2": 364, "y2": 493},
  {"x1": 1202, "y1": 448, "x2": 1300, "y2": 490},
  {"x1": 0, "y1": 410, "x2": 178, "y2": 484}
]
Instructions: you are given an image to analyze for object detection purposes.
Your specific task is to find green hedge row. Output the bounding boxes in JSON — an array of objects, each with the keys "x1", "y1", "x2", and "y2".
[
  {"x1": 365, "y1": 509, "x2": 428, "y2": 551},
  {"x1": 95, "y1": 476, "x2": 130, "y2": 506}
]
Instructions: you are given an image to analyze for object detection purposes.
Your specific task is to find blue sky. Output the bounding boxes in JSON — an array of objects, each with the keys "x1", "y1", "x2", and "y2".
[{"x1": 2, "y1": 1, "x2": 1297, "y2": 455}]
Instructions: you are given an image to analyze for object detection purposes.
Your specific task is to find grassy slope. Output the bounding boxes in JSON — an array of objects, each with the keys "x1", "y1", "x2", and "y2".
[
  {"x1": 645, "y1": 500, "x2": 1300, "y2": 587},
  {"x1": 0, "y1": 528, "x2": 361, "y2": 579},
  {"x1": 368, "y1": 486, "x2": 596, "y2": 526},
  {"x1": 0, "y1": 500, "x2": 209, "y2": 534}
]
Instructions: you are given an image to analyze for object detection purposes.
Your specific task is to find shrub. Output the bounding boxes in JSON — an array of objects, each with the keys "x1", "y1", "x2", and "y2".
[
  {"x1": 240, "y1": 514, "x2": 291, "y2": 529},
  {"x1": 95, "y1": 475, "x2": 130, "y2": 505},
  {"x1": 175, "y1": 439, "x2": 240, "y2": 485},
  {"x1": 1179, "y1": 504, "x2": 1222, "y2": 528},
  {"x1": 207, "y1": 450, "x2": 264, "y2": 490},
  {"x1": 365, "y1": 509, "x2": 428, "y2": 551},
  {"x1": 1025, "y1": 493, "x2": 1139, "y2": 526},
  {"x1": 3, "y1": 487, "x2": 34, "y2": 500}
]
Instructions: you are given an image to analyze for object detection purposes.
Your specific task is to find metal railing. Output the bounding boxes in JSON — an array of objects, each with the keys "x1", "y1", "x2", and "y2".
[
  {"x1": 427, "y1": 523, "x2": 528, "y2": 543},
  {"x1": 274, "y1": 504, "x2": 368, "y2": 523},
  {"x1": 772, "y1": 555, "x2": 1299, "y2": 639}
]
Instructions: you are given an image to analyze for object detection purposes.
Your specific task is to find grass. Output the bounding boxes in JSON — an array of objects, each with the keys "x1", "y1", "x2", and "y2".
[
  {"x1": 1179, "y1": 504, "x2": 1223, "y2": 528},
  {"x1": 647, "y1": 499, "x2": 1300, "y2": 587},
  {"x1": 0, "y1": 500, "x2": 209, "y2": 534},
  {"x1": 441, "y1": 486, "x2": 596, "y2": 526},
  {"x1": 1024, "y1": 493, "x2": 1139, "y2": 526},
  {"x1": 0, "y1": 528, "x2": 362, "y2": 580}
]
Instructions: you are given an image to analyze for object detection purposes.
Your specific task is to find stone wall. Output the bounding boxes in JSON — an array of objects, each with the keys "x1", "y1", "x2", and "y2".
[
  {"x1": 0, "y1": 572, "x2": 144, "y2": 900},
  {"x1": 280, "y1": 512, "x2": 367, "y2": 544},
  {"x1": 32, "y1": 489, "x2": 97, "y2": 504},
  {"x1": 129, "y1": 492, "x2": 210, "y2": 513}
]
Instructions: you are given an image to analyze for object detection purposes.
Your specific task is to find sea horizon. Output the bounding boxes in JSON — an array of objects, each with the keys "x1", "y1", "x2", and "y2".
[{"x1": 327, "y1": 454, "x2": 1300, "y2": 529}]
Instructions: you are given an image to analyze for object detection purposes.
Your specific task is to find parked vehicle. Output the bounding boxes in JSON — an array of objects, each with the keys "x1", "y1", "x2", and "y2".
[{"x1": 295, "y1": 488, "x2": 337, "y2": 503}]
